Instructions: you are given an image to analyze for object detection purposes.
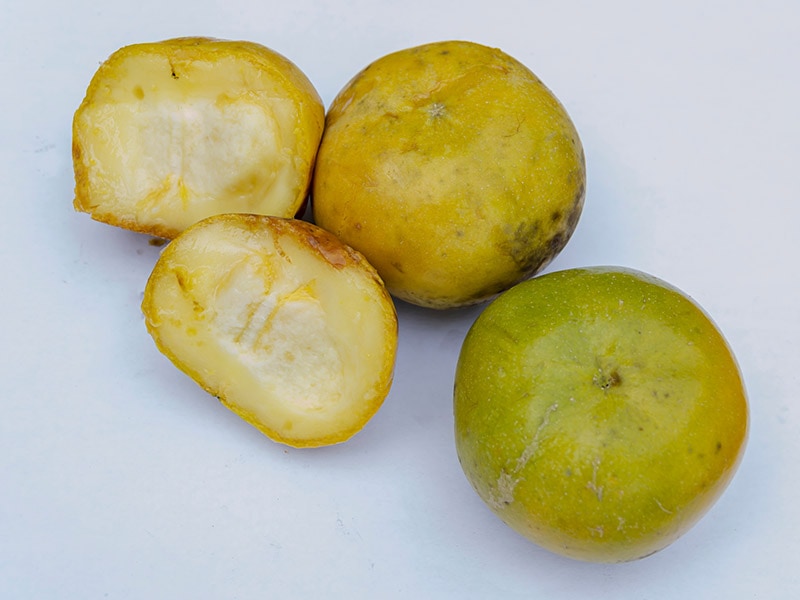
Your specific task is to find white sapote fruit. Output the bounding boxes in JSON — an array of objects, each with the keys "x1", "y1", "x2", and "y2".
[
  {"x1": 454, "y1": 266, "x2": 748, "y2": 562},
  {"x1": 73, "y1": 37, "x2": 324, "y2": 238},
  {"x1": 142, "y1": 214, "x2": 398, "y2": 447},
  {"x1": 313, "y1": 40, "x2": 585, "y2": 309}
]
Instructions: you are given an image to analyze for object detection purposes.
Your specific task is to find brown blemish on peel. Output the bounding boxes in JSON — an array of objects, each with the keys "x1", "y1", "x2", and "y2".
[
  {"x1": 305, "y1": 234, "x2": 348, "y2": 268},
  {"x1": 285, "y1": 219, "x2": 351, "y2": 269}
]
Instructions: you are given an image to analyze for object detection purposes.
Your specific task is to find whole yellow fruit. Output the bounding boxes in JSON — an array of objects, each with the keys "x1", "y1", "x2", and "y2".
[
  {"x1": 142, "y1": 214, "x2": 397, "y2": 448},
  {"x1": 454, "y1": 267, "x2": 749, "y2": 562},
  {"x1": 313, "y1": 40, "x2": 585, "y2": 308},
  {"x1": 73, "y1": 37, "x2": 324, "y2": 239}
]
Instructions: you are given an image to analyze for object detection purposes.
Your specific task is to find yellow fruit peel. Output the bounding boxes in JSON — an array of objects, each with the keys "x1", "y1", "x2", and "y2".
[{"x1": 313, "y1": 40, "x2": 585, "y2": 308}]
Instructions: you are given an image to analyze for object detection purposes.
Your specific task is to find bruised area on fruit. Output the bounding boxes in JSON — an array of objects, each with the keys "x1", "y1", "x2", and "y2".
[
  {"x1": 489, "y1": 186, "x2": 584, "y2": 299},
  {"x1": 454, "y1": 267, "x2": 748, "y2": 562},
  {"x1": 73, "y1": 37, "x2": 324, "y2": 239},
  {"x1": 142, "y1": 214, "x2": 398, "y2": 448},
  {"x1": 313, "y1": 40, "x2": 586, "y2": 309}
]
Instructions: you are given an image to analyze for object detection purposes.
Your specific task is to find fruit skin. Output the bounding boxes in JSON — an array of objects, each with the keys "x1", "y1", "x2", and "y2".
[
  {"x1": 454, "y1": 267, "x2": 748, "y2": 562},
  {"x1": 73, "y1": 37, "x2": 324, "y2": 239},
  {"x1": 142, "y1": 214, "x2": 397, "y2": 448},
  {"x1": 312, "y1": 40, "x2": 585, "y2": 309}
]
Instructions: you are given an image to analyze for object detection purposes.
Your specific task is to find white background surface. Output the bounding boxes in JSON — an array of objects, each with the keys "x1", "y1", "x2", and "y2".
[{"x1": 2, "y1": 1, "x2": 798, "y2": 598}]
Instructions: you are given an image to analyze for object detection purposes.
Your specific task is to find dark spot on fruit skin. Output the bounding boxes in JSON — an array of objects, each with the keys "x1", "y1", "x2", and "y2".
[
  {"x1": 503, "y1": 220, "x2": 542, "y2": 272},
  {"x1": 548, "y1": 232, "x2": 566, "y2": 256},
  {"x1": 593, "y1": 368, "x2": 622, "y2": 390},
  {"x1": 567, "y1": 186, "x2": 584, "y2": 229},
  {"x1": 469, "y1": 210, "x2": 583, "y2": 303},
  {"x1": 498, "y1": 179, "x2": 585, "y2": 284},
  {"x1": 716, "y1": 441, "x2": 723, "y2": 453},
  {"x1": 391, "y1": 261, "x2": 405, "y2": 274}
]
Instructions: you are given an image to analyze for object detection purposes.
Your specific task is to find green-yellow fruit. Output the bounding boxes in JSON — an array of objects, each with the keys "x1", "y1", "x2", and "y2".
[
  {"x1": 313, "y1": 40, "x2": 585, "y2": 309},
  {"x1": 454, "y1": 267, "x2": 748, "y2": 562}
]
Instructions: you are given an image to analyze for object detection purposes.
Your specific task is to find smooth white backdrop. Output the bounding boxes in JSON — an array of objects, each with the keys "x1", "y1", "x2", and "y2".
[{"x1": 2, "y1": 1, "x2": 798, "y2": 598}]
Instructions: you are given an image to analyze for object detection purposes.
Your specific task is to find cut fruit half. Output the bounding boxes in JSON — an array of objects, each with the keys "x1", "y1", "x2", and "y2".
[
  {"x1": 73, "y1": 37, "x2": 324, "y2": 238},
  {"x1": 142, "y1": 214, "x2": 398, "y2": 447}
]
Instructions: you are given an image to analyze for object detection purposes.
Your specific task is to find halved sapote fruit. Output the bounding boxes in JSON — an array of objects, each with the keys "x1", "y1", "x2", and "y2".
[
  {"x1": 142, "y1": 214, "x2": 398, "y2": 447},
  {"x1": 73, "y1": 37, "x2": 324, "y2": 238}
]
